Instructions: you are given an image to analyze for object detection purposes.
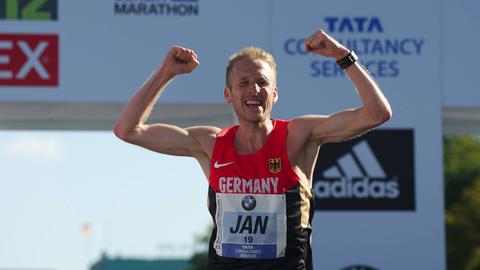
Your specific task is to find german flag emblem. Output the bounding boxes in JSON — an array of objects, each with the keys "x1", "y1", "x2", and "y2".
[{"x1": 269, "y1": 158, "x2": 281, "y2": 173}]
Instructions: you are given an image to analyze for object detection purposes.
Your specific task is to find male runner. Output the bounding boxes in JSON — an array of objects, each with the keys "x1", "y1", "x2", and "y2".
[{"x1": 114, "y1": 29, "x2": 392, "y2": 270}]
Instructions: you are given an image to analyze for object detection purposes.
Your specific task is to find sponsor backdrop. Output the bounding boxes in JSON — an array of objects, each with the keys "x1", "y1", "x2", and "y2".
[
  {"x1": 0, "y1": 0, "x2": 273, "y2": 102},
  {"x1": 271, "y1": 1, "x2": 444, "y2": 269},
  {"x1": 313, "y1": 130, "x2": 415, "y2": 211},
  {"x1": 442, "y1": 0, "x2": 480, "y2": 107},
  {"x1": 1, "y1": 0, "x2": 446, "y2": 269}
]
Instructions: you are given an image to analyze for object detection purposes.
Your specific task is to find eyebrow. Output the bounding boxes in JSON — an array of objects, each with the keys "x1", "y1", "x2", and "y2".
[{"x1": 237, "y1": 73, "x2": 271, "y2": 82}]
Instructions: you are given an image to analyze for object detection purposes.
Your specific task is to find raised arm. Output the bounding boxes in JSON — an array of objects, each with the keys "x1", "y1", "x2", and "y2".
[
  {"x1": 113, "y1": 46, "x2": 219, "y2": 159},
  {"x1": 292, "y1": 30, "x2": 392, "y2": 145}
]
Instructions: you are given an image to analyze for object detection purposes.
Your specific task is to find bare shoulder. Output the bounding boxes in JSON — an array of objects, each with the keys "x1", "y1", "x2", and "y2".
[
  {"x1": 288, "y1": 115, "x2": 328, "y2": 142},
  {"x1": 286, "y1": 115, "x2": 326, "y2": 164},
  {"x1": 184, "y1": 125, "x2": 221, "y2": 178},
  {"x1": 186, "y1": 125, "x2": 221, "y2": 137},
  {"x1": 186, "y1": 125, "x2": 221, "y2": 158},
  {"x1": 286, "y1": 116, "x2": 328, "y2": 182}
]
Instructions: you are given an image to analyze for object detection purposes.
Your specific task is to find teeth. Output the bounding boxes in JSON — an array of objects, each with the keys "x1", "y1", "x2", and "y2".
[{"x1": 245, "y1": 100, "x2": 261, "y2": 105}]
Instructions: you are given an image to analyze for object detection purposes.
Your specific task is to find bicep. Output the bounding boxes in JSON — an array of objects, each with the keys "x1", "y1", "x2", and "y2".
[
  {"x1": 299, "y1": 108, "x2": 380, "y2": 145},
  {"x1": 122, "y1": 123, "x2": 214, "y2": 157}
]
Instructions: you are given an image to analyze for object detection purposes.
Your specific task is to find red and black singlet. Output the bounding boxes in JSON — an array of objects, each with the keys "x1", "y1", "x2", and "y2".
[{"x1": 207, "y1": 119, "x2": 314, "y2": 270}]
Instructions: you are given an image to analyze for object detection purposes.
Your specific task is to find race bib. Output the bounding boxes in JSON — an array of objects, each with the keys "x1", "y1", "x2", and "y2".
[{"x1": 214, "y1": 193, "x2": 286, "y2": 259}]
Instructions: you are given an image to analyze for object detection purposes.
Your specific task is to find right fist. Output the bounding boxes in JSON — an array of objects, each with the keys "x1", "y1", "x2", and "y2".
[
  {"x1": 304, "y1": 30, "x2": 349, "y2": 60},
  {"x1": 162, "y1": 46, "x2": 199, "y2": 76}
]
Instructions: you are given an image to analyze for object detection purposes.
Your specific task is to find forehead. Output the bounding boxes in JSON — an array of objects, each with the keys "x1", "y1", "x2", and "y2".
[{"x1": 231, "y1": 58, "x2": 274, "y2": 80}]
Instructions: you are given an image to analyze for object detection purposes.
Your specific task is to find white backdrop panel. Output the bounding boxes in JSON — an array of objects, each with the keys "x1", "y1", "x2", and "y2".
[
  {"x1": 442, "y1": 0, "x2": 480, "y2": 107},
  {"x1": 0, "y1": 0, "x2": 273, "y2": 103},
  {"x1": 271, "y1": 1, "x2": 444, "y2": 269}
]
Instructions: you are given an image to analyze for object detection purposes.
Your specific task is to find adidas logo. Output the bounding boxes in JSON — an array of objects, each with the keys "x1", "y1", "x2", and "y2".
[{"x1": 313, "y1": 140, "x2": 400, "y2": 199}]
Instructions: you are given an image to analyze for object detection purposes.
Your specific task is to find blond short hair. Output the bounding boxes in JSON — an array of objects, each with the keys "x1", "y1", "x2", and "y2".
[{"x1": 225, "y1": 47, "x2": 277, "y2": 87}]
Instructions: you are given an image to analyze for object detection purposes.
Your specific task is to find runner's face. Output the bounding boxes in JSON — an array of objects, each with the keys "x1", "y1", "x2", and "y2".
[{"x1": 225, "y1": 58, "x2": 277, "y2": 123}]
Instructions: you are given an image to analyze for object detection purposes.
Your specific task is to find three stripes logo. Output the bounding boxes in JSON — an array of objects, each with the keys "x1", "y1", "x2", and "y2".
[
  {"x1": 316, "y1": 140, "x2": 399, "y2": 199},
  {"x1": 313, "y1": 129, "x2": 415, "y2": 211}
]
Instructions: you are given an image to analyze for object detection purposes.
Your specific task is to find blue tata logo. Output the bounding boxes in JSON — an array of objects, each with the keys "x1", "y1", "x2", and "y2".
[
  {"x1": 325, "y1": 17, "x2": 383, "y2": 33},
  {"x1": 340, "y1": 265, "x2": 379, "y2": 270}
]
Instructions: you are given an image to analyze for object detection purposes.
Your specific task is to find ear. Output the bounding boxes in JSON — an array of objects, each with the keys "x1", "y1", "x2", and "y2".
[
  {"x1": 273, "y1": 87, "x2": 278, "y2": 104},
  {"x1": 224, "y1": 86, "x2": 232, "y2": 104}
]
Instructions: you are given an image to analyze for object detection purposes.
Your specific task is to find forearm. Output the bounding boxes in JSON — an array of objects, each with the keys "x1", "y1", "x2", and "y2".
[
  {"x1": 114, "y1": 65, "x2": 174, "y2": 138},
  {"x1": 345, "y1": 61, "x2": 392, "y2": 123}
]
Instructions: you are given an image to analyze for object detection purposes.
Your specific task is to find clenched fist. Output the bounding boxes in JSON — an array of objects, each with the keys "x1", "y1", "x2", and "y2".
[
  {"x1": 304, "y1": 30, "x2": 349, "y2": 60},
  {"x1": 161, "y1": 46, "x2": 199, "y2": 76}
]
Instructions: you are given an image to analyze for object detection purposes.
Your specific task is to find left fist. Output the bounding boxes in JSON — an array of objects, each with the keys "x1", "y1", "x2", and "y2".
[{"x1": 304, "y1": 29, "x2": 349, "y2": 60}]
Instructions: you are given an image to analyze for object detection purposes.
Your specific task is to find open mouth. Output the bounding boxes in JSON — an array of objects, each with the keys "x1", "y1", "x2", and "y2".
[{"x1": 244, "y1": 100, "x2": 262, "y2": 107}]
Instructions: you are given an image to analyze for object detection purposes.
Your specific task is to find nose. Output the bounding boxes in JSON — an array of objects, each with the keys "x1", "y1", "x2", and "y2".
[{"x1": 248, "y1": 83, "x2": 261, "y2": 95}]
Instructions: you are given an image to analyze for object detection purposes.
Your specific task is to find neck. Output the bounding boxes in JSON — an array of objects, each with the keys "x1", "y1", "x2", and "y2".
[{"x1": 235, "y1": 119, "x2": 274, "y2": 154}]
